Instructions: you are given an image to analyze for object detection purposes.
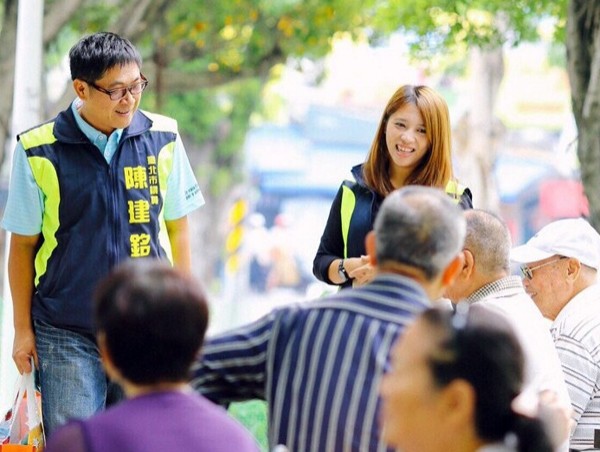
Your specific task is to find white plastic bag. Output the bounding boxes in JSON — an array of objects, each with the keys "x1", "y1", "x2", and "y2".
[{"x1": 0, "y1": 360, "x2": 45, "y2": 450}]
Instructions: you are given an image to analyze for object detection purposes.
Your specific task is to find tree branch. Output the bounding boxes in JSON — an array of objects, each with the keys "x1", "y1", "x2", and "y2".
[
  {"x1": 111, "y1": 0, "x2": 155, "y2": 38},
  {"x1": 43, "y1": 0, "x2": 85, "y2": 44},
  {"x1": 141, "y1": 43, "x2": 284, "y2": 92}
]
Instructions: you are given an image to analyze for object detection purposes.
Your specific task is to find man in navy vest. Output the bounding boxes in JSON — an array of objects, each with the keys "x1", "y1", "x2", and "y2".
[{"x1": 1, "y1": 32, "x2": 204, "y2": 436}]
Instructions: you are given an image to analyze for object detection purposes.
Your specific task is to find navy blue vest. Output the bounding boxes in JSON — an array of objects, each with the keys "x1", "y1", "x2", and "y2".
[{"x1": 19, "y1": 107, "x2": 177, "y2": 333}]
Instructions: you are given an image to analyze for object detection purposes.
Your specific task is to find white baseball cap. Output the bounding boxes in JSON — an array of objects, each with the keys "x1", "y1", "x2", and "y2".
[{"x1": 510, "y1": 218, "x2": 600, "y2": 270}]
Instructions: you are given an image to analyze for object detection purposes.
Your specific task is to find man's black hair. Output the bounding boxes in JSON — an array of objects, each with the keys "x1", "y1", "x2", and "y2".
[{"x1": 69, "y1": 31, "x2": 141, "y2": 82}]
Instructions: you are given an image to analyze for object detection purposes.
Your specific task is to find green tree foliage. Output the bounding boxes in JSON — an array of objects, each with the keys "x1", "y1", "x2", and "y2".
[
  {"x1": 368, "y1": 1, "x2": 600, "y2": 232},
  {"x1": 39, "y1": 0, "x2": 376, "y2": 198},
  {"x1": 31, "y1": 0, "x2": 390, "y2": 279},
  {"x1": 372, "y1": 0, "x2": 567, "y2": 56},
  {"x1": 7, "y1": 0, "x2": 597, "y2": 269},
  {"x1": 166, "y1": 0, "x2": 368, "y2": 65},
  {"x1": 0, "y1": 0, "x2": 387, "y2": 282}
]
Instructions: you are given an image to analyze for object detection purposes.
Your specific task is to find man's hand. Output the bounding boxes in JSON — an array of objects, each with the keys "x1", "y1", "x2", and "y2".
[{"x1": 13, "y1": 328, "x2": 37, "y2": 374}]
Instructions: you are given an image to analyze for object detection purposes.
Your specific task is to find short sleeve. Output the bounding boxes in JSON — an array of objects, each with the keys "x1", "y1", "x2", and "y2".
[
  {"x1": 163, "y1": 134, "x2": 204, "y2": 220},
  {"x1": 1, "y1": 141, "x2": 44, "y2": 235},
  {"x1": 554, "y1": 333, "x2": 599, "y2": 424}
]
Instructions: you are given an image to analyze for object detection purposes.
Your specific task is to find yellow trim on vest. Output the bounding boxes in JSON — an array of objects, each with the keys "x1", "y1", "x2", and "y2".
[
  {"x1": 340, "y1": 181, "x2": 467, "y2": 258},
  {"x1": 157, "y1": 141, "x2": 176, "y2": 263},
  {"x1": 19, "y1": 123, "x2": 57, "y2": 150},
  {"x1": 28, "y1": 156, "x2": 61, "y2": 286},
  {"x1": 444, "y1": 180, "x2": 466, "y2": 204},
  {"x1": 340, "y1": 184, "x2": 356, "y2": 259}
]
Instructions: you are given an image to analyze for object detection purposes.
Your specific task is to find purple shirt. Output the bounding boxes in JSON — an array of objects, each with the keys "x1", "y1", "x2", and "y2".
[{"x1": 45, "y1": 390, "x2": 259, "y2": 452}]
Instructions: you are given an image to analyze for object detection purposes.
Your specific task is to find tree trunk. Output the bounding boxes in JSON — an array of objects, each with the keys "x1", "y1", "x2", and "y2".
[
  {"x1": 566, "y1": 0, "x2": 600, "y2": 231},
  {"x1": 0, "y1": 0, "x2": 18, "y2": 168},
  {"x1": 454, "y1": 46, "x2": 504, "y2": 211}
]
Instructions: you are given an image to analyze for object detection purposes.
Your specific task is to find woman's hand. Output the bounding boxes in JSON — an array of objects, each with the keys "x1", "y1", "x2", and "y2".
[{"x1": 349, "y1": 255, "x2": 374, "y2": 286}]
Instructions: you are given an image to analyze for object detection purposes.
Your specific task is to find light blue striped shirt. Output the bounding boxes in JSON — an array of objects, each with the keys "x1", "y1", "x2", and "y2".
[
  {"x1": 191, "y1": 273, "x2": 430, "y2": 452},
  {"x1": 551, "y1": 283, "x2": 600, "y2": 450},
  {"x1": 1, "y1": 100, "x2": 203, "y2": 235}
]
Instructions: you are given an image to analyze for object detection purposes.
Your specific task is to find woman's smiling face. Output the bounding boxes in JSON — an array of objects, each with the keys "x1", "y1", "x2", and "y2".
[{"x1": 385, "y1": 102, "x2": 430, "y2": 183}]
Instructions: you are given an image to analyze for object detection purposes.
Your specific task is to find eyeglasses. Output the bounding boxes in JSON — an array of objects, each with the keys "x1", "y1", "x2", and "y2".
[
  {"x1": 86, "y1": 74, "x2": 149, "y2": 101},
  {"x1": 520, "y1": 256, "x2": 567, "y2": 280}
]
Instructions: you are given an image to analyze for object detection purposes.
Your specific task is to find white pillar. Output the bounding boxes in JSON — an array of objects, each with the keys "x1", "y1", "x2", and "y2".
[{"x1": 1, "y1": 0, "x2": 44, "y2": 412}]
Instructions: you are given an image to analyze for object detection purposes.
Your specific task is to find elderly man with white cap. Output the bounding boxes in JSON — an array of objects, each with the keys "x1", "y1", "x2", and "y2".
[{"x1": 511, "y1": 217, "x2": 600, "y2": 451}]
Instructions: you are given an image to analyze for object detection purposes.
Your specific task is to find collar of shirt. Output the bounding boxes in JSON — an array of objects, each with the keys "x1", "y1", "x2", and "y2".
[
  {"x1": 552, "y1": 282, "x2": 600, "y2": 327},
  {"x1": 70, "y1": 99, "x2": 123, "y2": 162},
  {"x1": 465, "y1": 275, "x2": 523, "y2": 304}
]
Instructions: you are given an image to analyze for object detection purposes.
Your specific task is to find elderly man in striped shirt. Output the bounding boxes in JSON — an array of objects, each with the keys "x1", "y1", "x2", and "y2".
[
  {"x1": 445, "y1": 209, "x2": 572, "y2": 450},
  {"x1": 511, "y1": 218, "x2": 600, "y2": 451},
  {"x1": 191, "y1": 185, "x2": 466, "y2": 451}
]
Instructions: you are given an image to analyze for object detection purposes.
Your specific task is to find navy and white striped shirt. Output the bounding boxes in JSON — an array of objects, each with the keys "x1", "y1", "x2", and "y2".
[{"x1": 191, "y1": 273, "x2": 430, "y2": 452}]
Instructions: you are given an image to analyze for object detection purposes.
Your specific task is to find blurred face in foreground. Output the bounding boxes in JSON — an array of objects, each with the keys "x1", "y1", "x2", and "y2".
[{"x1": 379, "y1": 319, "x2": 447, "y2": 451}]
